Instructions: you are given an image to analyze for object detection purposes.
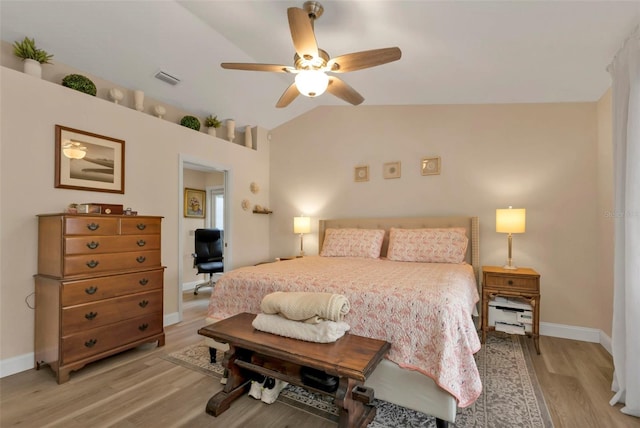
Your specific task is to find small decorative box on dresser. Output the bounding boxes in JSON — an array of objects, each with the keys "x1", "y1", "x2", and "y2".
[
  {"x1": 35, "y1": 214, "x2": 165, "y2": 383},
  {"x1": 481, "y1": 266, "x2": 541, "y2": 354}
]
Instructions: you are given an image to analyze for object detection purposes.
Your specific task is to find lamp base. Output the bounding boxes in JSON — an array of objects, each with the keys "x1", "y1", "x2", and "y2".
[{"x1": 503, "y1": 264, "x2": 518, "y2": 270}]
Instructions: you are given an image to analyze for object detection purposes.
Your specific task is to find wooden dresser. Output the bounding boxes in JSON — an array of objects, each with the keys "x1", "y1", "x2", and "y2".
[{"x1": 35, "y1": 214, "x2": 165, "y2": 383}]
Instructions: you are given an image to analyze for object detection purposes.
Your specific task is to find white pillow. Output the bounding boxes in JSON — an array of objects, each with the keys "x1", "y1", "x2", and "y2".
[
  {"x1": 320, "y1": 228, "x2": 385, "y2": 259},
  {"x1": 387, "y1": 227, "x2": 468, "y2": 263}
]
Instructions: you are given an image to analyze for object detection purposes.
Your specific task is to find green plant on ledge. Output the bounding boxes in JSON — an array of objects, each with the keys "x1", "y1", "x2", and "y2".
[
  {"x1": 204, "y1": 115, "x2": 222, "y2": 128},
  {"x1": 62, "y1": 74, "x2": 97, "y2": 96},
  {"x1": 181, "y1": 116, "x2": 201, "y2": 131},
  {"x1": 13, "y1": 37, "x2": 53, "y2": 64}
]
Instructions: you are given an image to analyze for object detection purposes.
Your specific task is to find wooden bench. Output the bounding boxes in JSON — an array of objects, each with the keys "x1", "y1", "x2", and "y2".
[{"x1": 198, "y1": 312, "x2": 391, "y2": 428}]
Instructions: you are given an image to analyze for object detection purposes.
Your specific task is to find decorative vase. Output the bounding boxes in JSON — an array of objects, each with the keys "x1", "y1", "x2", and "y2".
[
  {"x1": 133, "y1": 90, "x2": 144, "y2": 112},
  {"x1": 244, "y1": 126, "x2": 252, "y2": 149},
  {"x1": 109, "y1": 88, "x2": 124, "y2": 104},
  {"x1": 153, "y1": 105, "x2": 166, "y2": 119},
  {"x1": 23, "y1": 59, "x2": 42, "y2": 78},
  {"x1": 226, "y1": 119, "x2": 235, "y2": 142},
  {"x1": 208, "y1": 127, "x2": 217, "y2": 137}
]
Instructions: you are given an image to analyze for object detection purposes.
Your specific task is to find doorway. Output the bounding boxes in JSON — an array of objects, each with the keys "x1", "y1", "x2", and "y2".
[{"x1": 177, "y1": 155, "x2": 230, "y2": 322}]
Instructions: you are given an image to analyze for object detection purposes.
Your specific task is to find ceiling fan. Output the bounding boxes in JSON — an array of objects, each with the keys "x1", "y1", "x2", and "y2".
[{"x1": 221, "y1": 1, "x2": 402, "y2": 108}]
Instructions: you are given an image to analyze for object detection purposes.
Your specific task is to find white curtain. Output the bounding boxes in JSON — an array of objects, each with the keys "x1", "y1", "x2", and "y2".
[{"x1": 609, "y1": 25, "x2": 640, "y2": 418}]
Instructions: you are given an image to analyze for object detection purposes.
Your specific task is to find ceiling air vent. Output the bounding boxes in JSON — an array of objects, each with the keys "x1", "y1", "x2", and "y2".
[{"x1": 154, "y1": 70, "x2": 181, "y2": 86}]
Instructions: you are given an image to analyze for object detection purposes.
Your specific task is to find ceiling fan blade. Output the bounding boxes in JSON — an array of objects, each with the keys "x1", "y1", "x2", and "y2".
[
  {"x1": 326, "y1": 76, "x2": 364, "y2": 106},
  {"x1": 221, "y1": 63, "x2": 294, "y2": 73},
  {"x1": 287, "y1": 7, "x2": 318, "y2": 59},
  {"x1": 327, "y1": 47, "x2": 402, "y2": 73},
  {"x1": 276, "y1": 83, "x2": 300, "y2": 108}
]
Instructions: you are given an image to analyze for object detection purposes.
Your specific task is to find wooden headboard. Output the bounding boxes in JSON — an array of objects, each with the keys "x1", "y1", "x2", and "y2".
[{"x1": 318, "y1": 216, "x2": 480, "y2": 283}]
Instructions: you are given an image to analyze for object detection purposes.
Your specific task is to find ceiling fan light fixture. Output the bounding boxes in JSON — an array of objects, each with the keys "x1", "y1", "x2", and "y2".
[{"x1": 295, "y1": 69, "x2": 329, "y2": 97}]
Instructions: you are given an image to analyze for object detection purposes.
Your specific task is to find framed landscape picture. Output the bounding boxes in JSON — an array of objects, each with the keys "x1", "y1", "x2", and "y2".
[
  {"x1": 55, "y1": 125, "x2": 125, "y2": 193},
  {"x1": 184, "y1": 188, "x2": 206, "y2": 218}
]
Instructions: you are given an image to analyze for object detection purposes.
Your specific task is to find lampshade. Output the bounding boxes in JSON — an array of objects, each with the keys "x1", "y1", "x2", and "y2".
[
  {"x1": 62, "y1": 140, "x2": 87, "y2": 160},
  {"x1": 295, "y1": 70, "x2": 329, "y2": 97},
  {"x1": 293, "y1": 216, "x2": 311, "y2": 234},
  {"x1": 496, "y1": 207, "x2": 526, "y2": 234}
]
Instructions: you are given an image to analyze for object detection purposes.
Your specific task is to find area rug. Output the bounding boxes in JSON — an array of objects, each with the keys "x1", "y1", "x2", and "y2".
[{"x1": 163, "y1": 333, "x2": 553, "y2": 427}]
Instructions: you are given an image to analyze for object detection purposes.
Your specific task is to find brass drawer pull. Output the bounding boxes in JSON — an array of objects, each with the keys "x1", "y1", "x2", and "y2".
[
  {"x1": 136, "y1": 256, "x2": 146, "y2": 263},
  {"x1": 86, "y1": 241, "x2": 100, "y2": 250},
  {"x1": 136, "y1": 223, "x2": 147, "y2": 230},
  {"x1": 85, "y1": 286, "x2": 98, "y2": 295},
  {"x1": 139, "y1": 278, "x2": 149, "y2": 286},
  {"x1": 138, "y1": 323, "x2": 149, "y2": 331},
  {"x1": 139, "y1": 300, "x2": 149, "y2": 308},
  {"x1": 136, "y1": 239, "x2": 146, "y2": 247},
  {"x1": 87, "y1": 223, "x2": 100, "y2": 231},
  {"x1": 86, "y1": 260, "x2": 99, "y2": 268},
  {"x1": 85, "y1": 311, "x2": 98, "y2": 320},
  {"x1": 84, "y1": 339, "x2": 97, "y2": 348}
]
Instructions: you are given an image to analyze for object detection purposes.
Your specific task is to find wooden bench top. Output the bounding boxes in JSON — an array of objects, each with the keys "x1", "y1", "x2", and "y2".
[{"x1": 198, "y1": 312, "x2": 390, "y2": 382}]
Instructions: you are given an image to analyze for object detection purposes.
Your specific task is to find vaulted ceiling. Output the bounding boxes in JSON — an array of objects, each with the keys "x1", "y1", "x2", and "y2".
[{"x1": 1, "y1": 1, "x2": 638, "y2": 130}]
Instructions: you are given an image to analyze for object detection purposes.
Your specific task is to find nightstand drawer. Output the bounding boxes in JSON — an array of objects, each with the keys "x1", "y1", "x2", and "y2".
[{"x1": 484, "y1": 274, "x2": 538, "y2": 291}]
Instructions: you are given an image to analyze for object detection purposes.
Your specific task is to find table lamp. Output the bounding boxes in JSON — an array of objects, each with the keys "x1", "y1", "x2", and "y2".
[
  {"x1": 496, "y1": 206, "x2": 526, "y2": 270},
  {"x1": 293, "y1": 216, "x2": 311, "y2": 256}
]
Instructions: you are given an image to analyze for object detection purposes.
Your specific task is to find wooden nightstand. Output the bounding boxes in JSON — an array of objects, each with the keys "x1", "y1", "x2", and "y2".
[{"x1": 481, "y1": 266, "x2": 541, "y2": 354}]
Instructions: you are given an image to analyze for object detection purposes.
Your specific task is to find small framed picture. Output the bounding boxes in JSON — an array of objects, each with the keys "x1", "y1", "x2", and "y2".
[
  {"x1": 354, "y1": 165, "x2": 369, "y2": 182},
  {"x1": 184, "y1": 188, "x2": 206, "y2": 218},
  {"x1": 421, "y1": 157, "x2": 441, "y2": 176},
  {"x1": 383, "y1": 161, "x2": 401, "y2": 179}
]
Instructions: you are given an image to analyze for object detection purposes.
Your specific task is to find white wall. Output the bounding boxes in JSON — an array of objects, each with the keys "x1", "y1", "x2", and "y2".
[
  {"x1": 269, "y1": 103, "x2": 610, "y2": 334},
  {"x1": 0, "y1": 67, "x2": 270, "y2": 369}
]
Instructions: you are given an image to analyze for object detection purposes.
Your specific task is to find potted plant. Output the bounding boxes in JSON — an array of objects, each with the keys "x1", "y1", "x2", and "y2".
[
  {"x1": 180, "y1": 115, "x2": 201, "y2": 131},
  {"x1": 12, "y1": 37, "x2": 53, "y2": 79},
  {"x1": 204, "y1": 115, "x2": 221, "y2": 136},
  {"x1": 61, "y1": 74, "x2": 97, "y2": 96}
]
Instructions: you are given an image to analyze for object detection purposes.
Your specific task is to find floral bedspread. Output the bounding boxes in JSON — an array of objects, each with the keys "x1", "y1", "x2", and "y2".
[{"x1": 207, "y1": 256, "x2": 482, "y2": 407}]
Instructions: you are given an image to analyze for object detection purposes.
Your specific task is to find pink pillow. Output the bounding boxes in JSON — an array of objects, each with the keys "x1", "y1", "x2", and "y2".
[
  {"x1": 320, "y1": 228, "x2": 385, "y2": 259},
  {"x1": 387, "y1": 227, "x2": 468, "y2": 263}
]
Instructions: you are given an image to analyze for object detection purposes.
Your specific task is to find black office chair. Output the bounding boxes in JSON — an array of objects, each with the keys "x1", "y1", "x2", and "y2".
[{"x1": 192, "y1": 228, "x2": 224, "y2": 295}]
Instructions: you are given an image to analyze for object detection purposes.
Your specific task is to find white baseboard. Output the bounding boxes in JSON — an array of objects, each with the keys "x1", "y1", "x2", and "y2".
[
  {"x1": 164, "y1": 311, "x2": 180, "y2": 326},
  {"x1": 0, "y1": 352, "x2": 34, "y2": 378},
  {"x1": 540, "y1": 321, "x2": 613, "y2": 355}
]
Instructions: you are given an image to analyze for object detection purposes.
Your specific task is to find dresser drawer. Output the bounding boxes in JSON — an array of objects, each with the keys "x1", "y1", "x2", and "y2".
[
  {"x1": 63, "y1": 250, "x2": 161, "y2": 276},
  {"x1": 61, "y1": 314, "x2": 163, "y2": 364},
  {"x1": 65, "y1": 234, "x2": 160, "y2": 255},
  {"x1": 64, "y1": 216, "x2": 119, "y2": 236},
  {"x1": 62, "y1": 269, "x2": 163, "y2": 306},
  {"x1": 121, "y1": 218, "x2": 161, "y2": 235},
  {"x1": 484, "y1": 273, "x2": 539, "y2": 292},
  {"x1": 62, "y1": 290, "x2": 162, "y2": 334}
]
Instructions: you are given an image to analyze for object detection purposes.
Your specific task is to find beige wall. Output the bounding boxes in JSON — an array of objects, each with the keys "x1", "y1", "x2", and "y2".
[
  {"x1": 0, "y1": 67, "x2": 270, "y2": 362},
  {"x1": 596, "y1": 89, "x2": 615, "y2": 336},
  {"x1": 182, "y1": 169, "x2": 208, "y2": 286},
  {"x1": 269, "y1": 103, "x2": 609, "y2": 332}
]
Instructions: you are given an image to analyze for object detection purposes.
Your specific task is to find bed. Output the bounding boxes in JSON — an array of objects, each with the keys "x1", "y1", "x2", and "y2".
[{"x1": 204, "y1": 216, "x2": 481, "y2": 426}]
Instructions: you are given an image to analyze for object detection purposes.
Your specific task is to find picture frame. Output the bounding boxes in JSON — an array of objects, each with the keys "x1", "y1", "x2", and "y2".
[
  {"x1": 354, "y1": 165, "x2": 369, "y2": 182},
  {"x1": 383, "y1": 161, "x2": 401, "y2": 179},
  {"x1": 55, "y1": 125, "x2": 125, "y2": 193},
  {"x1": 184, "y1": 188, "x2": 206, "y2": 218},
  {"x1": 421, "y1": 157, "x2": 441, "y2": 176}
]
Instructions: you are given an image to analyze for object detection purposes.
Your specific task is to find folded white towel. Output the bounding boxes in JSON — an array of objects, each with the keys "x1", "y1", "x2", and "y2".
[
  {"x1": 252, "y1": 313, "x2": 350, "y2": 343},
  {"x1": 260, "y1": 291, "x2": 350, "y2": 323}
]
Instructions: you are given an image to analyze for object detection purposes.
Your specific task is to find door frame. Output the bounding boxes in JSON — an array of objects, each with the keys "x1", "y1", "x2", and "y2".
[{"x1": 177, "y1": 154, "x2": 232, "y2": 322}]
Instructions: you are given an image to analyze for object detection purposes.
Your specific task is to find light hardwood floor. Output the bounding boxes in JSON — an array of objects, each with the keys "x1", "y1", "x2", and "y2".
[{"x1": 1, "y1": 291, "x2": 638, "y2": 428}]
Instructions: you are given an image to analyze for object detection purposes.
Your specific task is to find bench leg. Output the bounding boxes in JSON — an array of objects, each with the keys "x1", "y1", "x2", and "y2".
[
  {"x1": 335, "y1": 377, "x2": 376, "y2": 428},
  {"x1": 205, "y1": 346, "x2": 250, "y2": 417},
  {"x1": 436, "y1": 418, "x2": 449, "y2": 428}
]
